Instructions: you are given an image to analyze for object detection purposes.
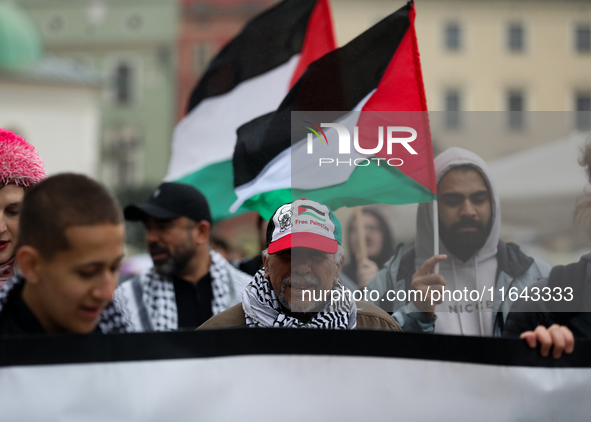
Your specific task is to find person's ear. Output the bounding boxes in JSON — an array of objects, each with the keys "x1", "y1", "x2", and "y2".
[
  {"x1": 334, "y1": 252, "x2": 344, "y2": 286},
  {"x1": 262, "y1": 253, "x2": 270, "y2": 278},
  {"x1": 193, "y1": 220, "x2": 211, "y2": 245},
  {"x1": 17, "y1": 246, "x2": 42, "y2": 284}
]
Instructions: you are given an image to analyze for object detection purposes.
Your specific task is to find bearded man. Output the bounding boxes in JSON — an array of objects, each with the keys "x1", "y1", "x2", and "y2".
[
  {"x1": 366, "y1": 147, "x2": 550, "y2": 337},
  {"x1": 116, "y1": 183, "x2": 250, "y2": 331},
  {"x1": 199, "y1": 199, "x2": 400, "y2": 331}
]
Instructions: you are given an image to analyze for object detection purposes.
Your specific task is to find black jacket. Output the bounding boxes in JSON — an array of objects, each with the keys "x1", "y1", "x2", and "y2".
[{"x1": 503, "y1": 253, "x2": 591, "y2": 339}]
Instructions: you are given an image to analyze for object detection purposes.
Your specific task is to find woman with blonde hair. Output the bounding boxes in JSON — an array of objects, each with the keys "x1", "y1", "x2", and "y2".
[{"x1": 0, "y1": 129, "x2": 45, "y2": 287}]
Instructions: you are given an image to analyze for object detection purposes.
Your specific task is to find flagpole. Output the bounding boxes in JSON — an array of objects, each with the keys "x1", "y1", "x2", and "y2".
[
  {"x1": 355, "y1": 207, "x2": 368, "y2": 261},
  {"x1": 433, "y1": 200, "x2": 439, "y2": 273}
]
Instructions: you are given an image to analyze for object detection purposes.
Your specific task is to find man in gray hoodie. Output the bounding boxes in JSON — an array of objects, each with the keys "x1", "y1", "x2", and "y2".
[{"x1": 366, "y1": 147, "x2": 550, "y2": 337}]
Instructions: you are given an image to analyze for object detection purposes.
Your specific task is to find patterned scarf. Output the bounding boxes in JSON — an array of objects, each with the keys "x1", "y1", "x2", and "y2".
[
  {"x1": 243, "y1": 270, "x2": 357, "y2": 329},
  {"x1": 0, "y1": 257, "x2": 15, "y2": 288},
  {"x1": 0, "y1": 275, "x2": 129, "y2": 333},
  {"x1": 119, "y1": 249, "x2": 247, "y2": 331}
]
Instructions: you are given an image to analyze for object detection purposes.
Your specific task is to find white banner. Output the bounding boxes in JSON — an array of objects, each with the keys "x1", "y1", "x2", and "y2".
[{"x1": 0, "y1": 329, "x2": 589, "y2": 421}]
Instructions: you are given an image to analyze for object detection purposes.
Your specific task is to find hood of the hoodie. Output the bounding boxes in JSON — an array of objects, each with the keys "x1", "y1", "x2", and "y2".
[{"x1": 415, "y1": 147, "x2": 501, "y2": 267}]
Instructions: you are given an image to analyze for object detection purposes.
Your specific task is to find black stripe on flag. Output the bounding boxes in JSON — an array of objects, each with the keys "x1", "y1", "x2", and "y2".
[
  {"x1": 187, "y1": 0, "x2": 317, "y2": 113},
  {"x1": 300, "y1": 205, "x2": 326, "y2": 216},
  {"x1": 233, "y1": 3, "x2": 412, "y2": 188}
]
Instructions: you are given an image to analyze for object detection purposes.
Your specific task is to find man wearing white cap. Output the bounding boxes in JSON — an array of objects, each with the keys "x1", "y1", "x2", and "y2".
[{"x1": 199, "y1": 199, "x2": 400, "y2": 330}]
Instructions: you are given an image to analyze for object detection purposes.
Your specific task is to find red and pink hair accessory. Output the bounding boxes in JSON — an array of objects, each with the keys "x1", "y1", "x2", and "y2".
[{"x1": 0, "y1": 129, "x2": 46, "y2": 188}]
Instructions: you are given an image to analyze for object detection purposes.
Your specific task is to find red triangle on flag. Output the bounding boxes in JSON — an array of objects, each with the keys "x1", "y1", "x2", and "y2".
[
  {"x1": 289, "y1": 0, "x2": 336, "y2": 88},
  {"x1": 357, "y1": 3, "x2": 436, "y2": 195}
]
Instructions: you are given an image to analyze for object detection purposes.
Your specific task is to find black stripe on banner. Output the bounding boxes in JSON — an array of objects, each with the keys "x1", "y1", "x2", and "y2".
[
  {"x1": 1, "y1": 329, "x2": 590, "y2": 368},
  {"x1": 186, "y1": 0, "x2": 316, "y2": 112},
  {"x1": 300, "y1": 205, "x2": 326, "y2": 216},
  {"x1": 233, "y1": 2, "x2": 411, "y2": 187}
]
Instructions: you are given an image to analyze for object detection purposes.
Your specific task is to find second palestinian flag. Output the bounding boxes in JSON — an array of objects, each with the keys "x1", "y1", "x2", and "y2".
[
  {"x1": 166, "y1": 0, "x2": 335, "y2": 221},
  {"x1": 231, "y1": 1, "x2": 436, "y2": 219}
]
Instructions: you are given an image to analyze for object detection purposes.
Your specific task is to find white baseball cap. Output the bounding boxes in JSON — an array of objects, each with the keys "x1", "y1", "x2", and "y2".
[{"x1": 266, "y1": 198, "x2": 342, "y2": 254}]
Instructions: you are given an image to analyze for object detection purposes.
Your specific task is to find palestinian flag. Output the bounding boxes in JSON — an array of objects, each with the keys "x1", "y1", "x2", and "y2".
[
  {"x1": 231, "y1": 1, "x2": 436, "y2": 219},
  {"x1": 298, "y1": 204, "x2": 326, "y2": 222},
  {"x1": 165, "y1": 0, "x2": 336, "y2": 221}
]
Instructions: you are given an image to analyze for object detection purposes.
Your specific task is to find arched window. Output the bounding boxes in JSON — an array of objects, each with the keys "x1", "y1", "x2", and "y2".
[{"x1": 114, "y1": 62, "x2": 133, "y2": 105}]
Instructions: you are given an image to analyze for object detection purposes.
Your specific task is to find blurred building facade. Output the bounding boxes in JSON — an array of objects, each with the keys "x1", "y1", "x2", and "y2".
[
  {"x1": 177, "y1": 0, "x2": 276, "y2": 119},
  {"x1": 16, "y1": 0, "x2": 179, "y2": 190},
  {"x1": 331, "y1": 0, "x2": 591, "y2": 159},
  {"x1": 0, "y1": 61, "x2": 102, "y2": 178},
  {"x1": 330, "y1": 0, "x2": 591, "y2": 262},
  {"x1": 0, "y1": 1, "x2": 102, "y2": 178}
]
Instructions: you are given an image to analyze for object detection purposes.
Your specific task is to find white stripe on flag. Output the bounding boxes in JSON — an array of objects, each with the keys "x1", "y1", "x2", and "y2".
[
  {"x1": 166, "y1": 54, "x2": 300, "y2": 181},
  {"x1": 230, "y1": 90, "x2": 375, "y2": 212}
]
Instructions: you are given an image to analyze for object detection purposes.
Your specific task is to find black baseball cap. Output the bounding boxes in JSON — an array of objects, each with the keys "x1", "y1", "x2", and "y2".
[{"x1": 124, "y1": 182, "x2": 212, "y2": 224}]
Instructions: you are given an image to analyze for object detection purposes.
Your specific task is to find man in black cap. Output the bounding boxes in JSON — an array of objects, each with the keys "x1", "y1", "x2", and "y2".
[{"x1": 116, "y1": 182, "x2": 251, "y2": 331}]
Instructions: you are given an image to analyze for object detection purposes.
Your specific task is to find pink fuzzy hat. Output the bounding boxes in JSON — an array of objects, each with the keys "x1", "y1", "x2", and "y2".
[{"x1": 0, "y1": 129, "x2": 46, "y2": 188}]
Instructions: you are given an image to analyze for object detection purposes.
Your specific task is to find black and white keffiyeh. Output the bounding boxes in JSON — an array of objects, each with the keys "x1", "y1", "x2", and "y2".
[
  {"x1": 98, "y1": 294, "x2": 130, "y2": 334},
  {"x1": 117, "y1": 249, "x2": 250, "y2": 331},
  {"x1": 242, "y1": 269, "x2": 357, "y2": 329},
  {"x1": 0, "y1": 275, "x2": 129, "y2": 333}
]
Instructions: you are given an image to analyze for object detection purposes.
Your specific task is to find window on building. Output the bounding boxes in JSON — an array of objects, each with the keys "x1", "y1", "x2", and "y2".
[
  {"x1": 444, "y1": 90, "x2": 461, "y2": 129},
  {"x1": 46, "y1": 14, "x2": 64, "y2": 33},
  {"x1": 508, "y1": 23, "x2": 524, "y2": 52},
  {"x1": 575, "y1": 24, "x2": 591, "y2": 53},
  {"x1": 507, "y1": 90, "x2": 525, "y2": 130},
  {"x1": 103, "y1": 125, "x2": 142, "y2": 188},
  {"x1": 444, "y1": 22, "x2": 461, "y2": 51},
  {"x1": 192, "y1": 43, "x2": 213, "y2": 74},
  {"x1": 575, "y1": 91, "x2": 591, "y2": 131},
  {"x1": 114, "y1": 63, "x2": 133, "y2": 105},
  {"x1": 126, "y1": 14, "x2": 142, "y2": 30}
]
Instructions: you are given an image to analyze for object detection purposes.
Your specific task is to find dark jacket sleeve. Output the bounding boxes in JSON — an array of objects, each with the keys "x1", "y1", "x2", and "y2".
[
  {"x1": 502, "y1": 310, "x2": 552, "y2": 338},
  {"x1": 356, "y1": 301, "x2": 402, "y2": 331},
  {"x1": 197, "y1": 304, "x2": 247, "y2": 330},
  {"x1": 501, "y1": 279, "x2": 555, "y2": 338}
]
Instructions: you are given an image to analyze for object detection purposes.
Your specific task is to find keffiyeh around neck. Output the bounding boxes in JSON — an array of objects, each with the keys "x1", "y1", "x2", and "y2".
[
  {"x1": 242, "y1": 269, "x2": 357, "y2": 329},
  {"x1": 0, "y1": 257, "x2": 16, "y2": 288},
  {"x1": 120, "y1": 249, "x2": 242, "y2": 332}
]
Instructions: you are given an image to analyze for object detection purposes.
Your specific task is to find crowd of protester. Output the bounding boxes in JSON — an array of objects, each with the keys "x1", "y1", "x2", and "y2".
[{"x1": 2, "y1": 126, "x2": 589, "y2": 360}]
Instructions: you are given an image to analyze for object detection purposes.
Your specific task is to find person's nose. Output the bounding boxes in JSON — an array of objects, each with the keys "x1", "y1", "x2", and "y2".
[
  {"x1": 91, "y1": 271, "x2": 118, "y2": 302},
  {"x1": 145, "y1": 227, "x2": 159, "y2": 245},
  {"x1": 292, "y1": 252, "x2": 312, "y2": 275},
  {"x1": 459, "y1": 198, "x2": 477, "y2": 218}
]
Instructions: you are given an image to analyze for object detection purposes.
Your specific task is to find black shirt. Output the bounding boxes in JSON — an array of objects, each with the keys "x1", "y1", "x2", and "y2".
[
  {"x1": 0, "y1": 282, "x2": 45, "y2": 336},
  {"x1": 173, "y1": 272, "x2": 213, "y2": 330},
  {"x1": 238, "y1": 255, "x2": 264, "y2": 277}
]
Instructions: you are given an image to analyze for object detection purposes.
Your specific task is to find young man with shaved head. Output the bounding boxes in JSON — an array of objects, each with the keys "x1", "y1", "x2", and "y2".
[{"x1": 0, "y1": 173, "x2": 128, "y2": 336}]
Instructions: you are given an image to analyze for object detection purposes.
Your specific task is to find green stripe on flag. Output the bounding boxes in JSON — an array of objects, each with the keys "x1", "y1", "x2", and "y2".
[
  {"x1": 176, "y1": 160, "x2": 251, "y2": 222},
  {"x1": 242, "y1": 160, "x2": 436, "y2": 220}
]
